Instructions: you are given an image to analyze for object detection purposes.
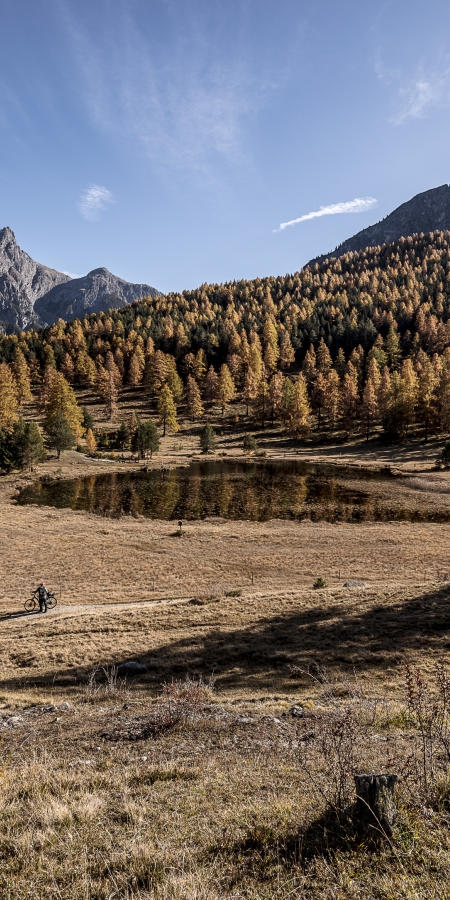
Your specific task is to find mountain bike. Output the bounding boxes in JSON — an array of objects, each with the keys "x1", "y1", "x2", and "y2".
[{"x1": 24, "y1": 592, "x2": 58, "y2": 612}]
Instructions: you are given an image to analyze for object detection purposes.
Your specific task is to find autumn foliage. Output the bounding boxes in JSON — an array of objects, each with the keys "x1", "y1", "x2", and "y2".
[{"x1": 3, "y1": 230, "x2": 450, "y2": 441}]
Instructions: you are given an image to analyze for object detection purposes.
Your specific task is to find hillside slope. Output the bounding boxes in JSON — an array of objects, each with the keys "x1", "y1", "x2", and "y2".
[{"x1": 307, "y1": 184, "x2": 450, "y2": 267}]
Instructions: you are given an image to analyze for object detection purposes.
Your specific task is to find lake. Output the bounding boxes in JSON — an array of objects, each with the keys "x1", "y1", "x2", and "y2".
[{"x1": 14, "y1": 459, "x2": 448, "y2": 523}]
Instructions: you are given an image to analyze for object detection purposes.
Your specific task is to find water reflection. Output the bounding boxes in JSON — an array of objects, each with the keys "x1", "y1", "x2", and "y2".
[{"x1": 15, "y1": 460, "x2": 450, "y2": 524}]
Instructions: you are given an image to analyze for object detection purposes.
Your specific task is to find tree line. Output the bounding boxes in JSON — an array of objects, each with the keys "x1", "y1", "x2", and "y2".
[{"x1": 2, "y1": 230, "x2": 450, "y2": 461}]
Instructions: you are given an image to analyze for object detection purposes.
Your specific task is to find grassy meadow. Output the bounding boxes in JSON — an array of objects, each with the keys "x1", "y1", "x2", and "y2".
[{"x1": 1, "y1": 428, "x2": 450, "y2": 898}]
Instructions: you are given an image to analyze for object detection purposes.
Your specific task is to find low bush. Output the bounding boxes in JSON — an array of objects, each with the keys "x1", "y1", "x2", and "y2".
[{"x1": 313, "y1": 576, "x2": 327, "y2": 589}]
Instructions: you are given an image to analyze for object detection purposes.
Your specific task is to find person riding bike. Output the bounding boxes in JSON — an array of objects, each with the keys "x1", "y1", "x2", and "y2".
[{"x1": 36, "y1": 581, "x2": 49, "y2": 613}]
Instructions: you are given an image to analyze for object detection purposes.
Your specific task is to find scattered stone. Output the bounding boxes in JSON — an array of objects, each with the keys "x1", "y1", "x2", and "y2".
[
  {"x1": 59, "y1": 702, "x2": 71, "y2": 711},
  {"x1": 284, "y1": 705, "x2": 304, "y2": 718},
  {"x1": 343, "y1": 580, "x2": 367, "y2": 588},
  {"x1": 117, "y1": 660, "x2": 148, "y2": 676},
  {"x1": 5, "y1": 716, "x2": 23, "y2": 726}
]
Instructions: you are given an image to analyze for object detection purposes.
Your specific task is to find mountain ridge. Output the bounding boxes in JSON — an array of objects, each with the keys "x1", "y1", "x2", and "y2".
[
  {"x1": 305, "y1": 184, "x2": 450, "y2": 268},
  {"x1": 0, "y1": 228, "x2": 160, "y2": 331},
  {"x1": 0, "y1": 227, "x2": 70, "y2": 331}
]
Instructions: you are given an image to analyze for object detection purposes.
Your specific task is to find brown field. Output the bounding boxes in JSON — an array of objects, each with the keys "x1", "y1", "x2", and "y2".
[{"x1": 1, "y1": 435, "x2": 450, "y2": 898}]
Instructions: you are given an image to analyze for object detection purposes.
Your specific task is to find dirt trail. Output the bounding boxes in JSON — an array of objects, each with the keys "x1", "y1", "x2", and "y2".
[{"x1": 0, "y1": 594, "x2": 191, "y2": 630}]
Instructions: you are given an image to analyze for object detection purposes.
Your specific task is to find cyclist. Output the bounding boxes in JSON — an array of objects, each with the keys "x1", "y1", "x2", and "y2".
[{"x1": 36, "y1": 581, "x2": 49, "y2": 613}]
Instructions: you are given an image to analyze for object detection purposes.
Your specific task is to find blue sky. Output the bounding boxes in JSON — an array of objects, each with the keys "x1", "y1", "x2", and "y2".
[{"x1": 2, "y1": 0, "x2": 450, "y2": 293}]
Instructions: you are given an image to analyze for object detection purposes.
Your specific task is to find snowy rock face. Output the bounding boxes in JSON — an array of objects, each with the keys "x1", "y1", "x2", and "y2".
[
  {"x1": 0, "y1": 229, "x2": 160, "y2": 331},
  {"x1": 307, "y1": 184, "x2": 450, "y2": 268},
  {"x1": 0, "y1": 227, "x2": 70, "y2": 330}
]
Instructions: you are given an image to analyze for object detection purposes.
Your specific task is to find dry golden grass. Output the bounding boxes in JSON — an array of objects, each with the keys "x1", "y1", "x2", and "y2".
[{"x1": 1, "y1": 438, "x2": 450, "y2": 897}]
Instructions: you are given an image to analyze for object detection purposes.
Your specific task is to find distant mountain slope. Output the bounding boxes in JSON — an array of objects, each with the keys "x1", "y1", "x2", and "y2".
[
  {"x1": 35, "y1": 267, "x2": 160, "y2": 325},
  {"x1": 306, "y1": 184, "x2": 450, "y2": 267},
  {"x1": 0, "y1": 227, "x2": 160, "y2": 331},
  {"x1": 0, "y1": 227, "x2": 70, "y2": 330}
]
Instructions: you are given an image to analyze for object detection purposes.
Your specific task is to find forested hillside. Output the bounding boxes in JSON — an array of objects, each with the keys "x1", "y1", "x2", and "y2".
[{"x1": 2, "y1": 230, "x2": 450, "y2": 450}]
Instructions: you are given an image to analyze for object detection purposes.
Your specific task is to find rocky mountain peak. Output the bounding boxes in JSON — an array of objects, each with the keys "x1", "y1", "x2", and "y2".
[
  {"x1": 0, "y1": 228, "x2": 70, "y2": 331},
  {"x1": 0, "y1": 229, "x2": 160, "y2": 332},
  {"x1": 306, "y1": 184, "x2": 450, "y2": 268}
]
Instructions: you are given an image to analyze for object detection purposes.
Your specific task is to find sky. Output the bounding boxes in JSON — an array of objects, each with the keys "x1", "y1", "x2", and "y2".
[{"x1": 2, "y1": 0, "x2": 450, "y2": 293}]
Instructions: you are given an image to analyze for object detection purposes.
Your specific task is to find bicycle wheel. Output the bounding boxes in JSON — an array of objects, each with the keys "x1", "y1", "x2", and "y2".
[
  {"x1": 47, "y1": 594, "x2": 57, "y2": 609},
  {"x1": 24, "y1": 597, "x2": 36, "y2": 612}
]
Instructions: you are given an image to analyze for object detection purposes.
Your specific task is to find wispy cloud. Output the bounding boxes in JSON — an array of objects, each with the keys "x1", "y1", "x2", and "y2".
[
  {"x1": 375, "y1": 56, "x2": 450, "y2": 125},
  {"x1": 78, "y1": 184, "x2": 115, "y2": 221},
  {"x1": 393, "y1": 72, "x2": 449, "y2": 124},
  {"x1": 274, "y1": 197, "x2": 377, "y2": 233},
  {"x1": 58, "y1": 2, "x2": 284, "y2": 179}
]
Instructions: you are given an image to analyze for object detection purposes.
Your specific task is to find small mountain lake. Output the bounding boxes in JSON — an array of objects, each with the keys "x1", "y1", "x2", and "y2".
[{"x1": 14, "y1": 459, "x2": 450, "y2": 523}]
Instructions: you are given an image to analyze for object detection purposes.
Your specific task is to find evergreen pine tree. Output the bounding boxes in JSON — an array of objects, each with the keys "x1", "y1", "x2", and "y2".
[
  {"x1": 200, "y1": 423, "x2": 216, "y2": 453},
  {"x1": 45, "y1": 411, "x2": 76, "y2": 458},
  {"x1": 10, "y1": 418, "x2": 45, "y2": 470},
  {"x1": 132, "y1": 421, "x2": 160, "y2": 459},
  {"x1": 117, "y1": 421, "x2": 130, "y2": 450}
]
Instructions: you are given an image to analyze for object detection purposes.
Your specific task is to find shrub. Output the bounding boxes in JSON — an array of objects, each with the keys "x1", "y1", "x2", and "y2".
[
  {"x1": 0, "y1": 418, "x2": 45, "y2": 471},
  {"x1": 243, "y1": 434, "x2": 257, "y2": 453},
  {"x1": 437, "y1": 441, "x2": 450, "y2": 468},
  {"x1": 200, "y1": 423, "x2": 216, "y2": 453},
  {"x1": 313, "y1": 576, "x2": 327, "y2": 589}
]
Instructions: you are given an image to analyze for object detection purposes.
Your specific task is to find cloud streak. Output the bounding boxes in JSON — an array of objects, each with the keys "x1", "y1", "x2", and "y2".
[
  {"x1": 274, "y1": 197, "x2": 377, "y2": 233},
  {"x1": 58, "y1": 2, "x2": 285, "y2": 180},
  {"x1": 78, "y1": 184, "x2": 115, "y2": 221}
]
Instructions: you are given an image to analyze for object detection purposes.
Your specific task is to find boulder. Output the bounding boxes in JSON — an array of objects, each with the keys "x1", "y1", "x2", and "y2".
[{"x1": 117, "y1": 660, "x2": 148, "y2": 676}]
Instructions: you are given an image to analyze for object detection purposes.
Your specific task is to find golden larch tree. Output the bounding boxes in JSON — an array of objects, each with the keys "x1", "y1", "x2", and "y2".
[{"x1": 0, "y1": 364, "x2": 20, "y2": 430}]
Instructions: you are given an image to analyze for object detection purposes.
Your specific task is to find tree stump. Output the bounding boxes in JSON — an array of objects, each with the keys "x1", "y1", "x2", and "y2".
[{"x1": 354, "y1": 774, "x2": 398, "y2": 837}]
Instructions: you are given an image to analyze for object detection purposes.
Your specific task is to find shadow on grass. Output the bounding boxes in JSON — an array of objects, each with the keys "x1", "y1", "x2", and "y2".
[
  {"x1": 0, "y1": 609, "x2": 41, "y2": 622},
  {"x1": 210, "y1": 805, "x2": 390, "y2": 886},
  {"x1": 1, "y1": 582, "x2": 450, "y2": 691}
]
